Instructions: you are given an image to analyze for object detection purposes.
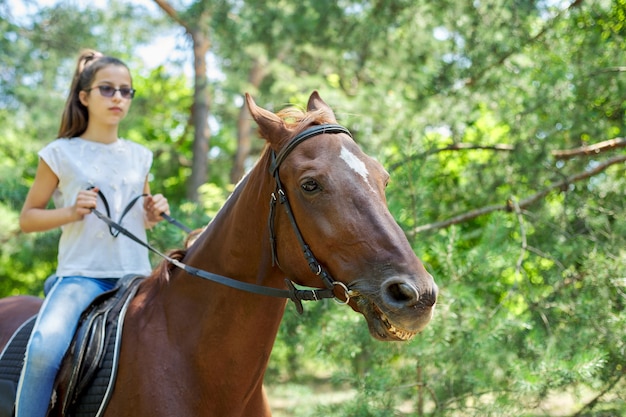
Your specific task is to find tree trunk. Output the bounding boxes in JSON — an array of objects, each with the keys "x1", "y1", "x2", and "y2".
[
  {"x1": 230, "y1": 56, "x2": 267, "y2": 184},
  {"x1": 152, "y1": 0, "x2": 212, "y2": 203},
  {"x1": 188, "y1": 30, "x2": 211, "y2": 202}
]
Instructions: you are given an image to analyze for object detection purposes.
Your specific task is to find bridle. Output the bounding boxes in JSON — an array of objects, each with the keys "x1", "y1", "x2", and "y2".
[
  {"x1": 268, "y1": 124, "x2": 354, "y2": 308},
  {"x1": 92, "y1": 123, "x2": 356, "y2": 314}
]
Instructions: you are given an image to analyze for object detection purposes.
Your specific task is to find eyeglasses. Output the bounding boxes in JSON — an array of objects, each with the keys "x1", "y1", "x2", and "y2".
[{"x1": 87, "y1": 85, "x2": 136, "y2": 99}]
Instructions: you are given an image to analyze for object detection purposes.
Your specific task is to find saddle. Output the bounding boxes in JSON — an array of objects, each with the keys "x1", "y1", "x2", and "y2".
[{"x1": 0, "y1": 274, "x2": 145, "y2": 417}]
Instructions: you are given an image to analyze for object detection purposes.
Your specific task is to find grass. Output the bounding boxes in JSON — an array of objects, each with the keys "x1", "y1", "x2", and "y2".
[
  {"x1": 265, "y1": 378, "x2": 626, "y2": 417},
  {"x1": 267, "y1": 379, "x2": 356, "y2": 417}
]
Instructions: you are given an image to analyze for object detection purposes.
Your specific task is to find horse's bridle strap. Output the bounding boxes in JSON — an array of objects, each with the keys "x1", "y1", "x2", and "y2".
[
  {"x1": 268, "y1": 123, "x2": 353, "y2": 292},
  {"x1": 269, "y1": 124, "x2": 352, "y2": 177}
]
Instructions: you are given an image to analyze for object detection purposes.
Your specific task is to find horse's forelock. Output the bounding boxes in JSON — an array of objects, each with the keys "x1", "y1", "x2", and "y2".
[
  {"x1": 276, "y1": 107, "x2": 333, "y2": 129},
  {"x1": 262, "y1": 107, "x2": 333, "y2": 151},
  {"x1": 253, "y1": 106, "x2": 332, "y2": 168}
]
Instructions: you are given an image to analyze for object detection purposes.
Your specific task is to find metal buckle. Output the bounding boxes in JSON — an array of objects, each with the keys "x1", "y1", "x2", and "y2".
[{"x1": 332, "y1": 281, "x2": 354, "y2": 305}]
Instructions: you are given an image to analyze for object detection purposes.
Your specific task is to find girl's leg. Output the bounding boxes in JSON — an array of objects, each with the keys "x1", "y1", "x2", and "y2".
[{"x1": 14, "y1": 276, "x2": 115, "y2": 417}]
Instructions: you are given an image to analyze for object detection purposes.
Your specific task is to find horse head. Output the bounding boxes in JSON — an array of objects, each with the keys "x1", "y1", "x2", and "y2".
[{"x1": 246, "y1": 91, "x2": 438, "y2": 341}]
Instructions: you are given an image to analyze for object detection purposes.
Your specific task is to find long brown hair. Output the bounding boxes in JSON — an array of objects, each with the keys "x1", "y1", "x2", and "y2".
[{"x1": 57, "y1": 49, "x2": 132, "y2": 138}]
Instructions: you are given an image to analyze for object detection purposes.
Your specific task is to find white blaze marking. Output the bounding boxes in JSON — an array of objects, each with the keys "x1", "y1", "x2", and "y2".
[{"x1": 339, "y1": 146, "x2": 375, "y2": 192}]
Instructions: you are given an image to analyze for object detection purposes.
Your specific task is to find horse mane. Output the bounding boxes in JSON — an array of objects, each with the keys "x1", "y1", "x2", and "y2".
[
  {"x1": 142, "y1": 225, "x2": 204, "y2": 294},
  {"x1": 150, "y1": 248, "x2": 186, "y2": 283}
]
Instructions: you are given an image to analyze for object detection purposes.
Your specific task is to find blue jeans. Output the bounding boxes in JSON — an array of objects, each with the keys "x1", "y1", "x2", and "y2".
[{"x1": 15, "y1": 276, "x2": 117, "y2": 417}]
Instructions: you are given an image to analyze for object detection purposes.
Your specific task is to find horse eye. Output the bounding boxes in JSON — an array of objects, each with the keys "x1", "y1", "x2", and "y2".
[{"x1": 301, "y1": 179, "x2": 320, "y2": 193}]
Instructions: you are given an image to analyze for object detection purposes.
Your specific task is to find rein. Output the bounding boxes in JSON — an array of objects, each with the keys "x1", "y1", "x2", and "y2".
[
  {"x1": 88, "y1": 187, "x2": 192, "y2": 234},
  {"x1": 89, "y1": 124, "x2": 355, "y2": 313},
  {"x1": 90, "y1": 205, "x2": 340, "y2": 314}
]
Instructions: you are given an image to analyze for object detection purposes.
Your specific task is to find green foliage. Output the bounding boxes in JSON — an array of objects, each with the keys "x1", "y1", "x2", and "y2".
[
  {"x1": 2, "y1": 1, "x2": 626, "y2": 416},
  {"x1": 0, "y1": 114, "x2": 59, "y2": 296},
  {"x1": 266, "y1": 1, "x2": 626, "y2": 415}
]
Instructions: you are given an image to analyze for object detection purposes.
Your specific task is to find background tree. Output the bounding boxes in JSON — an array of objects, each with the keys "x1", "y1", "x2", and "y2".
[{"x1": 153, "y1": 0, "x2": 213, "y2": 202}]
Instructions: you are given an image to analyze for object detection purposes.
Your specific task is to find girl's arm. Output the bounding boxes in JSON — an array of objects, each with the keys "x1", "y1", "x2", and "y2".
[{"x1": 19, "y1": 158, "x2": 97, "y2": 233}]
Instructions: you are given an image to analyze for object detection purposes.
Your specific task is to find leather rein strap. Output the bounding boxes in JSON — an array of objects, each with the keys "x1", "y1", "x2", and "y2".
[
  {"x1": 89, "y1": 187, "x2": 192, "y2": 234},
  {"x1": 90, "y1": 204, "x2": 336, "y2": 314},
  {"x1": 90, "y1": 124, "x2": 354, "y2": 314}
]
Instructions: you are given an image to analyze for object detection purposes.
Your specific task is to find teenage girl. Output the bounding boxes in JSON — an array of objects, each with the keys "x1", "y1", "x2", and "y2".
[{"x1": 15, "y1": 49, "x2": 170, "y2": 417}]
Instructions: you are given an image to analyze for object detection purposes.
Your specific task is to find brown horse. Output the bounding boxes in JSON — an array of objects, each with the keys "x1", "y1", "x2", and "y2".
[{"x1": 0, "y1": 91, "x2": 437, "y2": 416}]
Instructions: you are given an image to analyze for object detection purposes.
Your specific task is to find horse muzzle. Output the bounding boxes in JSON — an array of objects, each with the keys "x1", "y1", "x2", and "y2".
[{"x1": 354, "y1": 274, "x2": 438, "y2": 341}]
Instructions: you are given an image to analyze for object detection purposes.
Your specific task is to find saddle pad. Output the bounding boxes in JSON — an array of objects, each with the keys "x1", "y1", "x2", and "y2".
[
  {"x1": 0, "y1": 316, "x2": 36, "y2": 417},
  {"x1": 63, "y1": 274, "x2": 143, "y2": 417},
  {"x1": 67, "y1": 294, "x2": 128, "y2": 417}
]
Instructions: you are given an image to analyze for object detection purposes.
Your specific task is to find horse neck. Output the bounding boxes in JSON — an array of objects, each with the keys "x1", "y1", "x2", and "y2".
[
  {"x1": 192, "y1": 159, "x2": 279, "y2": 286},
  {"x1": 158, "y1": 158, "x2": 288, "y2": 374}
]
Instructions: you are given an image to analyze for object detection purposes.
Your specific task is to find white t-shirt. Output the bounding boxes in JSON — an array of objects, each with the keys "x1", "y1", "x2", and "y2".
[{"x1": 39, "y1": 137, "x2": 153, "y2": 278}]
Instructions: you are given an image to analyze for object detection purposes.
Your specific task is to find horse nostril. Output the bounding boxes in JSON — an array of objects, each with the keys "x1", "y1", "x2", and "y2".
[
  {"x1": 384, "y1": 281, "x2": 420, "y2": 308},
  {"x1": 420, "y1": 290, "x2": 437, "y2": 307}
]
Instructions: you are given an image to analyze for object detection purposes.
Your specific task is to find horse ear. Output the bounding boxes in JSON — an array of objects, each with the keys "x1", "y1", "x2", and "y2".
[
  {"x1": 306, "y1": 91, "x2": 338, "y2": 123},
  {"x1": 245, "y1": 93, "x2": 287, "y2": 146}
]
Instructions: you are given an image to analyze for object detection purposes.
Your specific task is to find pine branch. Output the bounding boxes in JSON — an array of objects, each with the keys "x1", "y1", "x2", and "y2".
[
  {"x1": 410, "y1": 154, "x2": 626, "y2": 235},
  {"x1": 588, "y1": 66, "x2": 626, "y2": 76},
  {"x1": 570, "y1": 371, "x2": 625, "y2": 417},
  {"x1": 391, "y1": 137, "x2": 625, "y2": 172},
  {"x1": 552, "y1": 137, "x2": 626, "y2": 160},
  {"x1": 153, "y1": 0, "x2": 190, "y2": 32},
  {"x1": 389, "y1": 143, "x2": 514, "y2": 172}
]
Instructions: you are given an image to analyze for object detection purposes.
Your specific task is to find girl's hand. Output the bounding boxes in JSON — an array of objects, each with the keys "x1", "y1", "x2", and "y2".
[
  {"x1": 143, "y1": 193, "x2": 170, "y2": 225},
  {"x1": 72, "y1": 188, "x2": 99, "y2": 221}
]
